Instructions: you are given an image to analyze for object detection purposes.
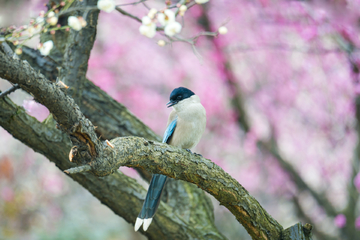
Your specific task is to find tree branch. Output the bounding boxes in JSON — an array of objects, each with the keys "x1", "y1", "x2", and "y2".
[
  {"x1": 66, "y1": 136, "x2": 284, "y2": 240},
  {"x1": 0, "y1": 83, "x2": 20, "y2": 99},
  {"x1": 7, "y1": 43, "x2": 224, "y2": 238},
  {"x1": 0, "y1": 41, "x2": 228, "y2": 238},
  {"x1": 0, "y1": 49, "x2": 103, "y2": 168},
  {"x1": 0, "y1": 47, "x2": 314, "y2": 239},
  {"x1": 0, "y1": 95, "x2": 226, "y2": 240},
  {"x1": 115, "y1": 6, "x2": 142, "y2": 23},
  {"x1": 59, "y1": 0, "x2": 99, "y2": 103}
]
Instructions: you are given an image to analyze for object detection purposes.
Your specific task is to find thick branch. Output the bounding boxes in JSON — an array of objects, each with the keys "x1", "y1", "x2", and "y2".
[
  {"x1": 59, "y1": 0, "x2": 99, "y2": 103},
  {"x1": 0, "y1": 83, "x2": 20, "y2": 98},
  {"x1": 68, "y1": 136, "x2": 284, "y2": 240},
  {"x1": 0, "y1": 50, "x2": 102, "y2": 165},
  {"x1": 5, "y1": 44, "x2": 224, "y2": 238},
  {"x1": 0, "y1": 95, "x2": 225, "y2": 240}
]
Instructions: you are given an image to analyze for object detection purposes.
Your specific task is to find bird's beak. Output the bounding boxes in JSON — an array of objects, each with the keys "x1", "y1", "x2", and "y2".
[{"x1": 167, "y1": 100, "x2": 177, "y2": 108}]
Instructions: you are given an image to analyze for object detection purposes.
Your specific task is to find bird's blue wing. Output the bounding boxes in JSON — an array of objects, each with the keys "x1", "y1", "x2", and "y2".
[
  {"x1": 136, "y1": 117, "x2": 177, "y2": 225},
  {"x1": 162, "y1": 117, "x2": 177, "y2": 144}
]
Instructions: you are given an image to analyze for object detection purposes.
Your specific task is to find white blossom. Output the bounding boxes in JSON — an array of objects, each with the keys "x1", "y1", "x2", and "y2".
[
  {"x1": 157, "y1": 40, "x2": 166, "y2": 46},
  {"x1": 139, "y1": 16, "x2": 156, "y2": 38},
  {"x1": 97, "y1": 0, "x2": 115, "y2": 13},
  {"x1": 27, "y1": 26, "x2": 35, "y2": 35},
  {"x1": 157, "y1": 9, "x2": 175, "y2": 26},
  {"x1": 35, "y1": 17, "x2": 44, "y2": 30},
  {"x1": 48, "y1": 11, "x2": 55, "y2": 18},
  {"x1": 39, "y1": 40, "x2": 53, "y2": 56},
  {"x1": 48, "y1": 16, "x2": 58, "y2": 26},
  {"x1": 68, "y1": 16, "x2": 82, "y2": 31},
  {"x1": 15, "y1": 48, "x2": 22, "y2": 55},
  {"x1": 218, "y1": 26, "x2": 228, "y2": 35},
  {"x1": 179, "y1": 5, "x2": 187, "y2": 16},
  {"x1": 148, "y1": 8, "x2": 157, "y2": 19},
  {"x1": 142, "y1": 16, "x2": 152, "y2": 25},
  {"x1": 78, "y1": 17, "x2": 87, "y2": 27},
  {"x1": 195, "y1": 0, "x2": 209, "y2": 4},
  {"x1": 164, "y1": 21, "x2": 182, "y2": 36}
]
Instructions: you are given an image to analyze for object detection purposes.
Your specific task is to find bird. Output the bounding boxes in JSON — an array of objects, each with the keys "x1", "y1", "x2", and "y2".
[{"x1": 134, "y1": 87, "x2": 206, "y2": 232}]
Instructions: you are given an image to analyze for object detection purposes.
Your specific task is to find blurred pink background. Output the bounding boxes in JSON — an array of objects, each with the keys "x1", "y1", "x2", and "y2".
[{"x1": 1, "y1": 0, "x2": 360, "y2": 239}]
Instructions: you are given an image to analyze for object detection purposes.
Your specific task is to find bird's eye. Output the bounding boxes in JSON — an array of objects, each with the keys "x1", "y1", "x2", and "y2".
[{"x1": 177, "y1": 95, "x2": 182, "y2": 100}]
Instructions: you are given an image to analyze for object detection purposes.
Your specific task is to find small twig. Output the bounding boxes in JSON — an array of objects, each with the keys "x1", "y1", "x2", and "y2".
[
  {"x1": 0, "y1": 84, "x2": 20, "y2": 99},
  {"x1": 1, "y1": 42, "x2": 14, "y2": 57},
  {"x1": 115, "y1": 6, "x2": 142, "y2": 23},
  {"x1": 64, "y1": 165, "x2": 91, "y2": 174},
  {"x1": 116, "y1": 0, "x2": 147, "y2": 7},
  {"x1": 106, "y1": 140, "x2": 114, "y2": 148},
  {"x1": 141, "y1": 1, "x2": 150, "y2": 10}
]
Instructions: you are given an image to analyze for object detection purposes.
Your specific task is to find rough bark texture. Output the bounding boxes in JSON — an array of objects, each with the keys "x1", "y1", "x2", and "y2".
[
  {"x1": 0, "y1": 1, "x2": 314, "y2": 239},
  {"x1": 0, "y1": 44, "x2": 225, "y2": 239},
  {"x1": 106, "y1": 137, "x2": 284, "y2": 239},
  {"x1": 59, "y1": 0, "x2": 99, "y2": 103},
  {"x1": 0, "y1": 50, "x2": 103, "y2": 167},
  {"x1": 0, "y1": 94, "x2": 225, "y2": 240}
]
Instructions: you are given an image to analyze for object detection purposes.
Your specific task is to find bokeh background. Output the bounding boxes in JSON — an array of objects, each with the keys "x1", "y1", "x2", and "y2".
[{"x1": 1, "y1": 0, "x2": 360, "y2": 239}]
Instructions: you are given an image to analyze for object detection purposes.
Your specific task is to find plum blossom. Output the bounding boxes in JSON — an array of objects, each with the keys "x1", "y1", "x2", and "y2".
[
  {"x1": 179, "y1": 5, "x2": 187, "y2": 16},
  {"x1": 27, "y1": 26, "x2": 35, "y2": 35},
  {"x1": 35, "y1": 16, "x2": 44, "y2": 30},
  {"x1": 354, "y1": 172, "x2": 360, "y2": 192},
  {"x1": 157, "y1": 40, "x2": 166, "y2": 47},
  {"x1": 218, "y1": 26, "x2": 228, "y2": 35},
  {"x1": 48, "y1": 11, "x2": 55, "y2": 18},
  {"x1": 147, "y1": 8, "x2": 157, "y2": 19},
  {"x1": 195, "y1": 0, "x2": 209, "y2": 4},
  {"x1": 334, "y1": 214, "x2": 346, "y2": 228},
  {"x1": 97, "y1": 0, "x2": 115, "y2": 13},
  {"x1": 356, "y1": 216, "x2": 360, "y2": 230},
  {"x1": 139, "y1": 16, "x2": 156, "y2": 38},
  {"x1": 15, "y1": 48, "x2": 22, "y2": 55},
  {"x1": 47, "y1": 11, "x2": 58, "y2": 26},
  {"x1": 39, "y1": 40, "x2": 53, "y2": 56},
  {"x1": 48, "y1": 16, "x2": 58, "y2": 26},
  {"x1": 164, "y1": 21, "x2": 182, "y2": 36},
  {"x1": 78, "y1": 17, "x2": 87, "y2": 27},
  {"x1": 68, "y1": 16, "x2": 82, "y2": 31},
  {"x1": 157, "y1": 9, "x2": 175, "y2": 26}
]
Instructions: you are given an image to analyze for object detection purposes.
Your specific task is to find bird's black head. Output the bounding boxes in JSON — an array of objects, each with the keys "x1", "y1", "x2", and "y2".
[{"x1": 167, "y1": 87, "x2": 195, "y2": 108}]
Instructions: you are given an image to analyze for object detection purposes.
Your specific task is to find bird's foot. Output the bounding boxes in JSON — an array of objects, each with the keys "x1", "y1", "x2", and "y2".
[{"x1": 185, "y1": 149, "x2": 202, "y2": 157}]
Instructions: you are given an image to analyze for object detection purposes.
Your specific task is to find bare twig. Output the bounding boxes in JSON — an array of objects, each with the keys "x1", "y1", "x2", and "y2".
[
  {"x1": 227, "y1": 43, "x2": 343, "y2": 55},
  {"x1": 0, "y1": 84, "x2": 20, "y2": 99},
  {"x1": 116, "y1": 0, "x2": 147, "y2": 7},
  {"x1": 115, "y1": 6, "x2": 142, "y2": 23},
  {"x1": 64, "y1": 164, "x2": 91, "y2": 174}
]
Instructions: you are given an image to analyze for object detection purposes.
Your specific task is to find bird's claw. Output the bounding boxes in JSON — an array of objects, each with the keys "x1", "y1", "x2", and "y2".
[{"x1": 185, "y1": 149, "x2": 202, "y2": 157}]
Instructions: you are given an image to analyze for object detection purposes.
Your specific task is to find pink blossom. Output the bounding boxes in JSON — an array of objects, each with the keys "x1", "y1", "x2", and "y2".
[
  {"x1": 355, "y1": 216, "x2": 360, "y2": 230},
  {"x1": 354, "y1": 172, "x2": 360, "y2": 192},
  {"x1": 42, "y1": 173, "x2": 64, "y2": 195},
  {"x1": 1, "y1": 186, "x2": 14, "y2": 202},
  {"x1": 334, "y1": 214, "x2": 347, "y2": 228}
]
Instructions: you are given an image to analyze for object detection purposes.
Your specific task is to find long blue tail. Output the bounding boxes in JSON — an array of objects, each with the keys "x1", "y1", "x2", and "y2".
[{"x1": 135, "y1": 174, "x2": 167, "y2": 231}]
